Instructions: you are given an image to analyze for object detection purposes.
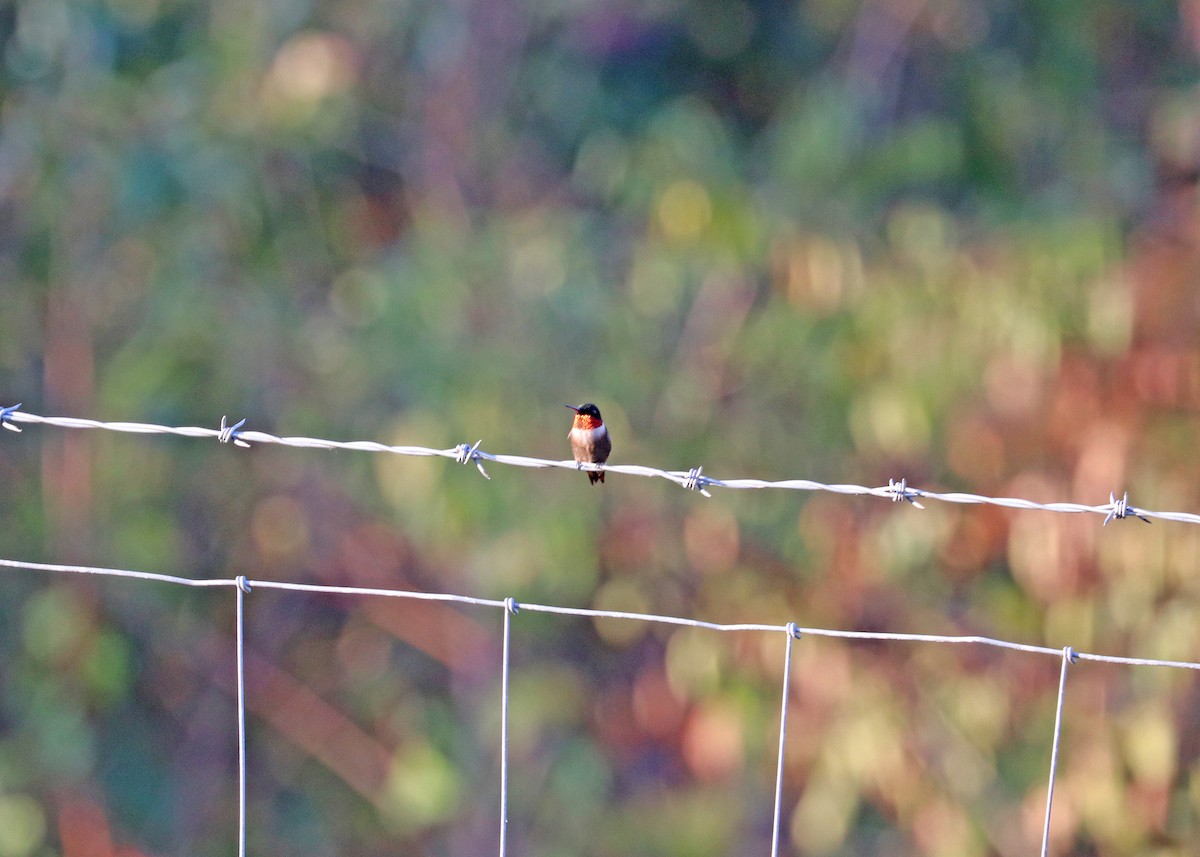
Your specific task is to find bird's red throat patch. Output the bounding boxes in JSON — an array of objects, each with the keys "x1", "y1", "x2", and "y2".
[{"x1": 573, "y1": 414, "x2": 603, "y2": 431}]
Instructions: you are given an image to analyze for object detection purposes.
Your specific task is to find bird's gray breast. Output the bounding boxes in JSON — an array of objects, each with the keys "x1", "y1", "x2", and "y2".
[{"x1": 569, "y1": 424, "x2": 610, "y2": 458}]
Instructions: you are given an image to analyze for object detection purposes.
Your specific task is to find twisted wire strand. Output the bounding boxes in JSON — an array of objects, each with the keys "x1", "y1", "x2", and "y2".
[{"x1": 1, "y1": 406, "x2": 1195, "y2": 525}]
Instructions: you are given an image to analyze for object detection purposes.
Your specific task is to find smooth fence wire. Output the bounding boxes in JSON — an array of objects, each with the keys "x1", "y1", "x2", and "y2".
[
  {"x1": 1040, "y1": 648, "x2": 1075, "y2": 857},
  {"x1": 235, "y1": 576, "x2": 249, "y2": 857},
  {"x1": 770, "y1": 625, "x2": 799, "y2": 857},
  {"x1": 4, "y1": 558, "x2": 1200, "y2": 855},
  {"x1": 2, "y1": 405, "x2": 1196, "y2": 525},
  {"x1": 499, "y1": 598, "x2": 517, "y2": 857}
]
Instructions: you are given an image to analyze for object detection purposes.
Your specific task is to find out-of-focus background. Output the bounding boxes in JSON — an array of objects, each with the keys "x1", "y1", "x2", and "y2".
[{"x1": 2, "y1": 0, "x2": 1200, "y2": 855}]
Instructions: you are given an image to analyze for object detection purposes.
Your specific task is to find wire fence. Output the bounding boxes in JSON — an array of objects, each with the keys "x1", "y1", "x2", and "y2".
[
  {"x1": 0, "y1": 403, "x2": 1191, "y2": 524},
  {"x1": 2, "y1": 556, "x2": 1199, "y2": 857},
  {"x1": 4, "y1": 406, "x2": 1200, "y2": 855}
]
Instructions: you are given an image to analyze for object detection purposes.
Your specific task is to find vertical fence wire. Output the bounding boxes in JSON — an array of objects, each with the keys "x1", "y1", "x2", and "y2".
[
  {"x1": 769, "y1": 625, "x2": 798, "y2": 857},
  {"x1": 1039, "y1": 646, "x2": 1074, "y2": 857},
  {"x1": 499, "y1": 598, "x2": 518, "y2": 857},
  {"x1": 235, "y1": 577, "x2": 250, "y2": 857}
]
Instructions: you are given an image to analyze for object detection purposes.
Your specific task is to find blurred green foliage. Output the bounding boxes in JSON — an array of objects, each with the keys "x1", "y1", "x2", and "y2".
[{"x1": 3, "y1": 0, "x2": 1200, "y2": 854}]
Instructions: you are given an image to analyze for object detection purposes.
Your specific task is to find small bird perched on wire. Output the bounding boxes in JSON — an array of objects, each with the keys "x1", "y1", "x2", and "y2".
[{"x1": 566, "y1": 403, "x2": 611, "y2": 484}]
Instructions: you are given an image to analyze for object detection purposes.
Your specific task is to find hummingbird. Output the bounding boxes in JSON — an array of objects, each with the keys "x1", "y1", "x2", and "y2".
[{"x1": 566, "y1": 403, "x2": 611, "y2": 484}]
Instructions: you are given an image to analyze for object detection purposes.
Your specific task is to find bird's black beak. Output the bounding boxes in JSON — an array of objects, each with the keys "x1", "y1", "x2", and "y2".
[{"x1": 565, "y1": 404, "x2": 581, "y2": 412}]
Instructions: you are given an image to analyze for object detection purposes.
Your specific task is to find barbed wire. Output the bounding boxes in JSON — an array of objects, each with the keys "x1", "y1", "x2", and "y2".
[
  {"x1": 2, "y1": 556, "x2": 1199, "y2": 856},
  {"x1": 2, "y1": 403, "x2": 1198, "y2": 853},
  {"x1": 0, "y1": 404, "x2": 1193, "y2": 525}
]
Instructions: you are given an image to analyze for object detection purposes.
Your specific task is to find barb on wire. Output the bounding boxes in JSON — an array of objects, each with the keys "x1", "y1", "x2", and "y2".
[
  {"x1": 683, "y1": 466, "x2": 712, "y2": 497},
  {"x1": 887, "y1": 477, "x2": 925, "y2": 509},
  {"x1": 4, "y1": 405, "x2": 1200, "y2": 526},
  {"x1": 219, "y1": 416, "x2": 251, "y2": 448},
  {"x1": 1, "y1": 402, "x2": 22, "y2": 433},
  {"x1": 1103, "y1": 491, "x2": 1151, "y2": 526},
  {"x1": 456, "y1": 440, "x2": 491, "y2": 480}
]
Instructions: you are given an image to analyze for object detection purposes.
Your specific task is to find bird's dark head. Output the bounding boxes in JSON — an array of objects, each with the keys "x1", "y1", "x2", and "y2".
[{"x1": 566, "y1": 403, "x2": 602, "y2": 419}]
